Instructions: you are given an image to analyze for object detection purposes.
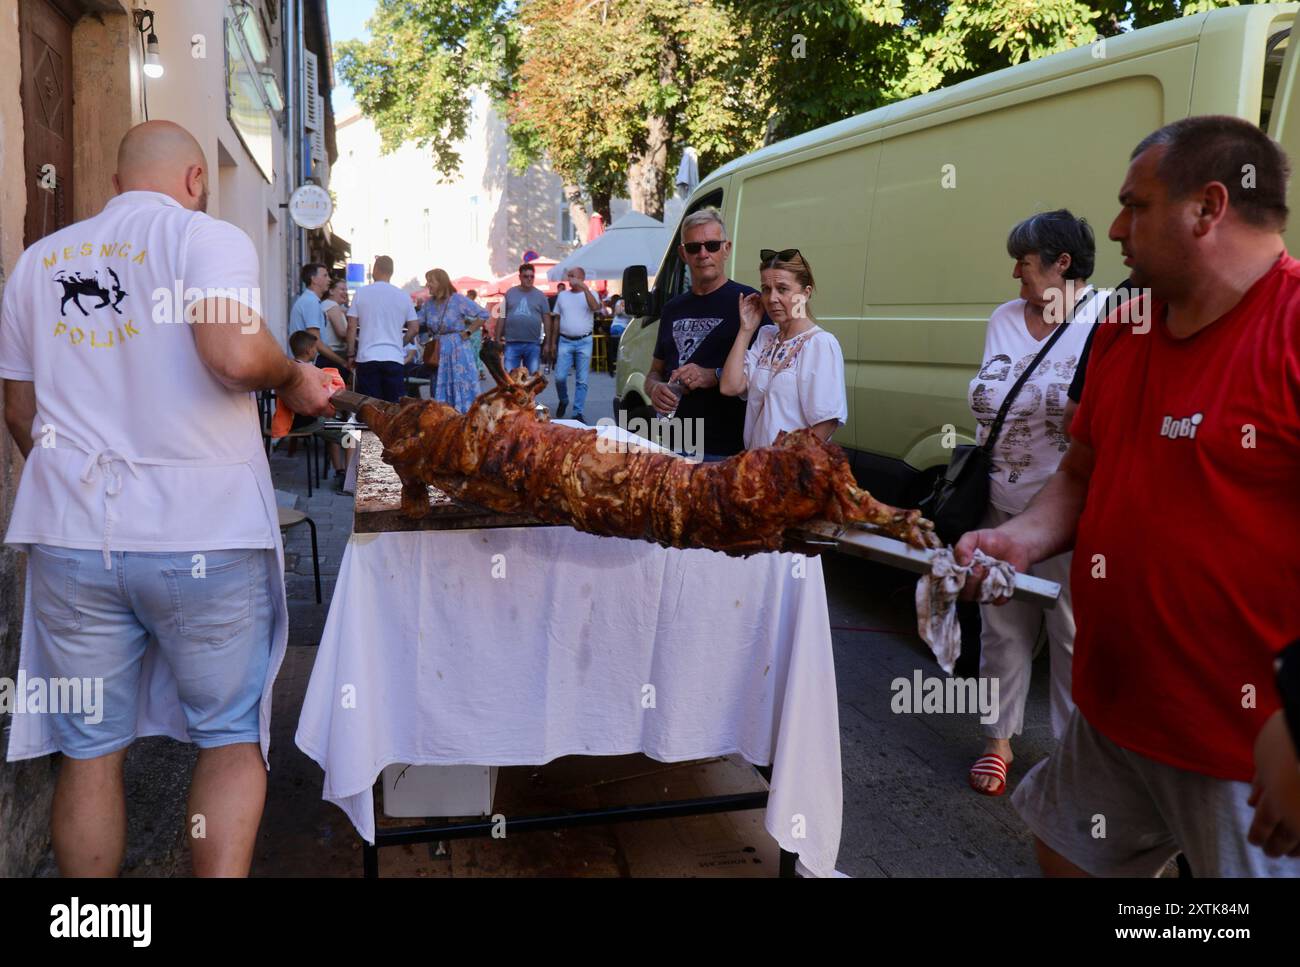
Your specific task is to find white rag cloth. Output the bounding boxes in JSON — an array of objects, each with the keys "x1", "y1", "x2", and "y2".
[
  {"x1": 295, "y1": 527, "x2": 844, "y2": 877},
  {"x1": 915, "y1": 548, "x2": 1016, "y2": 674}
]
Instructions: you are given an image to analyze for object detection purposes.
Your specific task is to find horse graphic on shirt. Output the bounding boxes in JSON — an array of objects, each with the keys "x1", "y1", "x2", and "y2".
[{"x1": 53, "y1": 268, "x2": 128, "y2": 317}]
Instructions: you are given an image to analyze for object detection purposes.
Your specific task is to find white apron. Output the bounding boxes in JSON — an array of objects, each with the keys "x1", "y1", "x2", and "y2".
[{"x1": 4, "y1": 435, "x2": 289, "y2": 769}]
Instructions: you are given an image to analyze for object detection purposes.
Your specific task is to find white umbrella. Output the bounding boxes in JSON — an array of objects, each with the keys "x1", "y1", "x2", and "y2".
[{"x1": 547, "y1": 211, "x2": 674, "y2": 281}]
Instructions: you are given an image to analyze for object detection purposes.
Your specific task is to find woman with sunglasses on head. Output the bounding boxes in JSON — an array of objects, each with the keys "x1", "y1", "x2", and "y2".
[{"x1": 718, "y1": 248, "x2": 847, "y2": 449}]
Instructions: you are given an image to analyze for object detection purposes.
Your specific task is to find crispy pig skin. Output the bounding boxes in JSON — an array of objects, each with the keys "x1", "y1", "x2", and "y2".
[{"x1": 357, "y1": 340, "x2": 940, "y2": 556}]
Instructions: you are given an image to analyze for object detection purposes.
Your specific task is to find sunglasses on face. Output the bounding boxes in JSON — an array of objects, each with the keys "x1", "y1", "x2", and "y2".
[
  {"x1": 760, "y1": 248, "x2": 802, "y2": 264},
  {"x1": 683, "y1": 240, "x2": 725, "y2": 255}
]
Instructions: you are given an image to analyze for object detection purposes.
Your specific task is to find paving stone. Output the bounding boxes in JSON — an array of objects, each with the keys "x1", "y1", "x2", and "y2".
[{"x1": 873, "y1": 842, "x2": 1005, "y2": 877}]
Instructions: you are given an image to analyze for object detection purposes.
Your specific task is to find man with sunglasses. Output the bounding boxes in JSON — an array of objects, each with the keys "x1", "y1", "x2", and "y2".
[
  {"x1": 647, "y1": 208, "x2": 761, "y2": 460},
  {"x1": 499, "y1": 262, "x2": 553, "y2": 374}
]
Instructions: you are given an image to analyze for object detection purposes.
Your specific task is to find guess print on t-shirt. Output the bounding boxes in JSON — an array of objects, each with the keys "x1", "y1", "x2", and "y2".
[{"x1": 672, "y1": 316, "x2": 724, "y2": 364}]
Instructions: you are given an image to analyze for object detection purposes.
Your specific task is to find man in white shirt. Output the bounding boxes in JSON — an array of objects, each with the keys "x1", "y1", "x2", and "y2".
[
  {"x1": 0, "y1": 121, "x2": 336, "y2": 876},
  {"x1": 345, "y1": 255, "x2": 418, "y2": 402},
  {"x1": 548, "y1": 266, "x2": 599, "y2": 421}
]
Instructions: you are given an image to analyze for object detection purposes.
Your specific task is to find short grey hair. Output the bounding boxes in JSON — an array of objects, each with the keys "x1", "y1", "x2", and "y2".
[
  {"x1": 1005, "y1": 209, "x2": 1095, "y2": 281},
  {"x1": 681, "y1": 207, "x2": 727, "y2": 239}
]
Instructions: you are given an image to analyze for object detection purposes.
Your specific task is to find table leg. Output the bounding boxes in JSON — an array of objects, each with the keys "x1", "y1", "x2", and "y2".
[
  {"x1": 779, "y1": 848, "x2": 797, "y2": 878},
  {"x1": 363, "y1": 841, "x2": 379, "y2": 879},
  {"x1": 753, "y1": 763, "x2": 798, "y2": 878},
  {"x1": 307, "y1": 516, "x2": 321, "y2": 604}
]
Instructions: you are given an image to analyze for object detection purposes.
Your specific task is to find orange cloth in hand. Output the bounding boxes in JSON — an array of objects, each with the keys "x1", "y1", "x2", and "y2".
[{"x1": 272, "y1": 367, "x2": 344, "y2": 437}]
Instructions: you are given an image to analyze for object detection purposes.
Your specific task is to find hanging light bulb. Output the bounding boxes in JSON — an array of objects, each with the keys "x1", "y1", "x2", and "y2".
[
  {"x1": 137, "y1": 10, "x2": 164, "y2": 79},
  {"x1": 144, "y1": 29, "x2": 163, "y2": 78}
]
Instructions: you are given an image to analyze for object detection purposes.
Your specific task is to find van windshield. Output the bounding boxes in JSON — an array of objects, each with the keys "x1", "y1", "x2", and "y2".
[
  {"x1": 657, "y1": 189, "x2": 725, "y2": 309},
  {"x1": 1261, "y1": 27, "x2": 1290, "y2": 132}
]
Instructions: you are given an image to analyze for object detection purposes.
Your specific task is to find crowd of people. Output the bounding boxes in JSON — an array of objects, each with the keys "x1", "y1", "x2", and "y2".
[
  {"x1": 283, "y1": 255, "x2": 636, "y2": 431},
  {"x1": 0, "y1": 113, "x2": 1296, "y2": 878}
]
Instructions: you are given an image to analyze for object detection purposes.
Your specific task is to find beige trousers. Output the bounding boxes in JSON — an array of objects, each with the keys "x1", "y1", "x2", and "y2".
[{"x1": 977, "y1": 503, "x2": 1076, "y2": 740}]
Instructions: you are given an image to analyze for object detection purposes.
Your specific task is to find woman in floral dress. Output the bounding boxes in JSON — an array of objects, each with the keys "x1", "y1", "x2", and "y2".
[{"x1": 420, "y1": 268, "x2": 489, "y2": 413}]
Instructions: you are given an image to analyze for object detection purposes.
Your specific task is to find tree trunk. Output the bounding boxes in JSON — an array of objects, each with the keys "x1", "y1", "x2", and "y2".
[
  {"x1": 562, "y1": 183, "x2": 589, "y2": 244},
  {"x1": 626, "y1": 37, "x2": 678, "y2": 220},
  {"x1": 627, "y1": 115, "x2": 670, "y2": 220}
]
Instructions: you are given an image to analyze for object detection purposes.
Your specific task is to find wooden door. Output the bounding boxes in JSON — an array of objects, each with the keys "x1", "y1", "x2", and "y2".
[{"x1": 19, "y1": 0, "x2": 76, "y2": 247}]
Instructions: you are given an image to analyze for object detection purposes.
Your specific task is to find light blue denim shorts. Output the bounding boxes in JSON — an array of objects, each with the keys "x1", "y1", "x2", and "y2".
[{"x1": 27, "y1": 545, "x2": 276, "y2": 759}]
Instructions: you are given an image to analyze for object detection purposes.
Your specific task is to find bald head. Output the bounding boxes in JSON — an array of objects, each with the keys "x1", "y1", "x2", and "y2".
[{"x1": 113, "y1": 121, "x2": 209, "y2": 212}]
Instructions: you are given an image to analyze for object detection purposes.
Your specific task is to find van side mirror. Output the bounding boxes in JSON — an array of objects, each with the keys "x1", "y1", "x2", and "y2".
[{"x1": 622, "y1": 265, "x2": 653, "y2": 316}]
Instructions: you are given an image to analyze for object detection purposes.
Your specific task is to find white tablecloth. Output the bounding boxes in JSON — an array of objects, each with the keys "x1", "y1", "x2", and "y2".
[{"x1": 295, "y1": 526, "x2": 843, "y2": 877}]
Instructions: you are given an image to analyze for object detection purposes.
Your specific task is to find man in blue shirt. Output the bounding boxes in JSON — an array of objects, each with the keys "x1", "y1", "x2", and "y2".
[{"x1": 289, "y1": 262, "x2": 347, "y2": 370}]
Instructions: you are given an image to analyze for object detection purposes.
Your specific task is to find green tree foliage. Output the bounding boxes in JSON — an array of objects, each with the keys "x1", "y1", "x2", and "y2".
[
  {"x1": 736, "y1": 0, "x2": 1243, "y2": 142},
  {"x1": 335, "y1": 0, "x2": 516, "y2": 180},
  {"x1": 511, "y1": 0, "x2": 768, "y2": 219},
  {"x1": 336, "y1": 0, "x2": 1247, "y2": 210}
]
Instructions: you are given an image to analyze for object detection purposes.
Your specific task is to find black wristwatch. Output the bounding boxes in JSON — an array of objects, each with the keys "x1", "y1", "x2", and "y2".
[{"x1": 1276, "y1": 639, "x2": 1300, "y2": 750}]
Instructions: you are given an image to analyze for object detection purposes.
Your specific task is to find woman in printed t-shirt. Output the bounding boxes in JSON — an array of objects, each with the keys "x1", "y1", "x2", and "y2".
[
  {"x1": 966, "y1": 209, "x2": 1110, "y2": 797},
  {"x1": 717, "y1": 248, "x2": 848, "y2": 448}
]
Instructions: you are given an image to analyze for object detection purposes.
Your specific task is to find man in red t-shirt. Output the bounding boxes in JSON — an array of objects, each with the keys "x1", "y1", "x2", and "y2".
[{"x1": 957, "y1": 115, "x2": 1300, "y2": 875}]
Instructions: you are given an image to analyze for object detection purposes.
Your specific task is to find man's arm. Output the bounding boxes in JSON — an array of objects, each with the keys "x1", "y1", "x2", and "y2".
[
  {"x1": 954, "y1": 437, "x2": 1095, "y2": 592},
  {"x1": 345, "y1": 313, "x2": 358, "y2": 361},
  {"x1": 3, "y1": 380, "x2": 36, "y2": 458},
  {"x1": 543, "y1": 310, "x2": 558, "y2": 365},
  {"x1": 190, "y1": 298, "x2": 335, "y2": 416},
  {"x1": 305, "y1": 327, "x2": 348, "y2": 369},
  {"x1": 1062, "y1": 398, "x2": 1079, "y2": 439},
  {"x1": 404, "y1": 306, "x2": 419, "y2": 346},
  {"x1": 1249, "y1": 708, "x2": 1300, "y2": 857}
]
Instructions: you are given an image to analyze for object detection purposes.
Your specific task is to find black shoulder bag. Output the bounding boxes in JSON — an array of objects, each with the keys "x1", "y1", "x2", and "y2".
[{"x1": 919, "y1": 292, "x2": 1093, "y2": 544}]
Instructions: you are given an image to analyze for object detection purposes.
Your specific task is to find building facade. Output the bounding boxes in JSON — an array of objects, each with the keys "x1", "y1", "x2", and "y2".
[
  {"x1": 332, "y1": 90, "x2": 684, "y2": 290},
  {"x1": 0, "y1": 0, "x2": 338, "y2": 876}
]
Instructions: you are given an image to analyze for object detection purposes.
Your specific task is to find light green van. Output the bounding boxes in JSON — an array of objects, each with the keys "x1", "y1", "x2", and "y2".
[{"x1": 617, "y1": 3, "x2": 1300, "y2": 505}]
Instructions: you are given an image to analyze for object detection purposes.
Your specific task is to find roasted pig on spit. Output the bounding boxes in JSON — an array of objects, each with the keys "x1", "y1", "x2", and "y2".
[{"x1": 334, "y1": 339, "x2": 940, "y2": 556}]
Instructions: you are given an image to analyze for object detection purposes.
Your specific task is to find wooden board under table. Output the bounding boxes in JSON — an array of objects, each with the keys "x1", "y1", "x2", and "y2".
[{"x1": 352, "y1": 430, "x2": 545, "y2": 534}]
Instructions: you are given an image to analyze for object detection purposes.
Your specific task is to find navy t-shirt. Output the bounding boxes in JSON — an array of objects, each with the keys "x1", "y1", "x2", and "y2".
[{"x1": 653, "y1": 279, "x2": 758, "y2": 456}]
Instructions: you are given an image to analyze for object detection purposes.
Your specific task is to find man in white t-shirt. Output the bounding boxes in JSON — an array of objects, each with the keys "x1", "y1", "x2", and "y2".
[
  {"x1": 0, "y1": 121, "x2": 337, "y2": 876},
  {"x1": 345, "y1": 255, "x2": 418, "y2": 402},
  {"x1": 547, "y1": 266, "x2": 598, "y2": 421}
]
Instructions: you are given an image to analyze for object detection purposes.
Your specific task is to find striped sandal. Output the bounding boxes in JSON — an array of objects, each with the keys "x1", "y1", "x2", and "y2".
[{"x1": 968, "y1": 753, "x2": 1010, "y2": 797}]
